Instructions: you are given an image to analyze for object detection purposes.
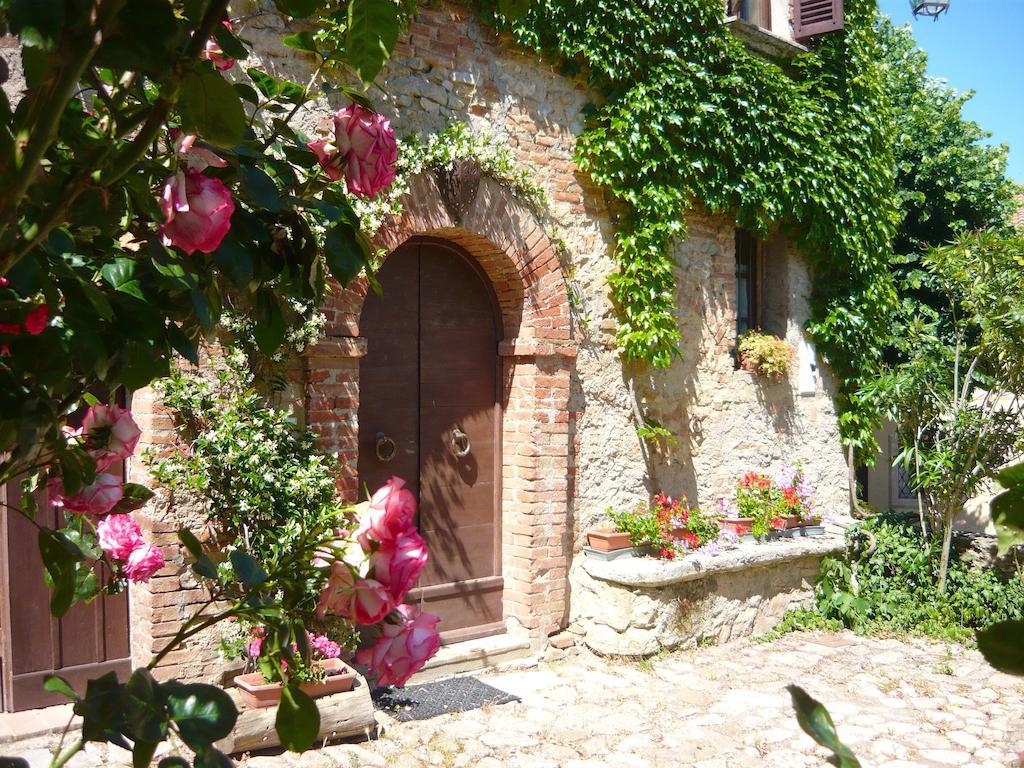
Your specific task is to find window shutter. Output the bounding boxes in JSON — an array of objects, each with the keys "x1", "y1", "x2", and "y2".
[{"x1": 792, "y1": 0, "x2": 843, "y2": 38}]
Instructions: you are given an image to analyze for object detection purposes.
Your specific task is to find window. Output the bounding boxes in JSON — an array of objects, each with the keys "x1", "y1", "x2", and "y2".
[
  {"x1": 727, "y1": 0, "x2": 771, "y2": 29},
  {"x1": 735, "y1": 229, "x2": 761, "y2": 339}
]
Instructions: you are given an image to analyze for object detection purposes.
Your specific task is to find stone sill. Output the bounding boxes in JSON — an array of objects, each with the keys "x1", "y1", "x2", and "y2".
[
  {"x1": 581, "y1": 534, "x2": 844, "y2": 588},
  {"x1": 724, "y1": 16, "x2": 809, "y2": 61}
]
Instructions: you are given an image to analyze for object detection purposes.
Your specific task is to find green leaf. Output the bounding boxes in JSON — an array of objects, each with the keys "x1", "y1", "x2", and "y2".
[
  {"x1": 275, "y1": 685, "x2": 320, "y2": 752},
  {"x1": 246, "y1": 68, "x2": 279, "y2": 99},
  {"x1": 93, "y1": 0, "x2": 179, "y2": 75},
  {"x1": 193, "y1": 748, "x2": 233, "y2": 768},
  {"x1": 253, "y1": 289, "x2": 286, "y2": 355},
  {"x1": 158, "y1": 758, "x2": 191, "y2": 768},
  {"x1": 43, "y1": 675, "x2": 79, "y2": 701},
  {"x1": 178, "y1": 528, "x2": 205, "y2": 560},
  {"x1": 124, "y1": 669, "x2": 168, "y2": 744},
  {"x1": 990, "y1": 463, "x2": 1024, "y2": 554},
  {"x1": 192, "y1": 555, "x2": 219, "y2": 580},
  {"x1": 274, "y1": 0, "x2": 329, "y2": 17},
  {"x1": 239, "y1": 166, "x2": 282, "y2": 212},
  {"x1": 213, "y1": 234, "x2": 256, "y2": 289},
  {"x1": 76, "y1": 672, "x2": 129, "y2": 746},
  {"x1": 283, "y1": 31, "x2": 318, "y2": 54},
  {"x1": 179, "y1": 67, "x2": 246, "y2": 148},
  {"x1": 323, "y1": 219, "x2": 371, "y2": 287},
  {"x1": 229, "y1": 550, "x2": 268, "y2": 587},
  {"x1": 213, "y1": 22, "x2": 249, "y2": 60},
  {"x1": 976, "y1": 620, "x2": 1024, "y2": 676},
  {"x1": 787, "y1": 685, "x2": 861, "y2": 768},
  {"x1": 38, "y1": 528, "x2": 85, "y2": 618},
  {"x1": 132, "y1": 740, "x2": 159, "y2": 768},
  {"x1": 498, "y1": 0, "x2": 533, "y2": 21},
  {"x1": 164, "y1": 683, "x2": 237, "y2": 750},
  {"x1": 9, "y1": 0, "x2": 64, "y2": 49},
  {"x1": 345, "y1": 0, "x2": 400, "y2": 85},
  {"x1": 109, "y1": 483, "x2": 156, "y2": 514}
]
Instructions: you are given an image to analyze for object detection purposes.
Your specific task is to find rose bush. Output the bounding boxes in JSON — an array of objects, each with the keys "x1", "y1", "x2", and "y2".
[{"x1": 309, "y1": 102, "x2": 399, "y2": 197}]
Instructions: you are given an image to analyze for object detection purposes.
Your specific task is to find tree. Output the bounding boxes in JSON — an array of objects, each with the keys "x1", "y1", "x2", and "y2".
[
  {"x1": 0, "y1": 1, "x2": 450, "y2": 764},
  {"x1": 865, "y1": 230, "x2": 1024, "y2": 591}
]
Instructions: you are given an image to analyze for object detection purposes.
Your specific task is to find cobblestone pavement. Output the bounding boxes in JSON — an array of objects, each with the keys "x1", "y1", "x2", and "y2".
[{"x1": 17, "y1": 632, "x2": 1024, "y2": 768}]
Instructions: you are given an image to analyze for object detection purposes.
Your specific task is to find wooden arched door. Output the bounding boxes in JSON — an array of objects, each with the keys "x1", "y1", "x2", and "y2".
[{"x1": 358, "y1": 238, "x2": 503, "y2": 643}]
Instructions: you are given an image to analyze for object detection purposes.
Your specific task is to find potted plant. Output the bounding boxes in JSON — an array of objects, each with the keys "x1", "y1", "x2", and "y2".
[
  {"x1": 727, "y1": 471, "x2": 790, "y2": 541},
  {"x1": 737, "y1": 330, "x2": 795, "y2": 379},
  {"x1": 586, "y1": 525, "x2": 634, "y2": 552},
  {"x1": 229, "y1": 625, "x2": 358, "y2": 709}
]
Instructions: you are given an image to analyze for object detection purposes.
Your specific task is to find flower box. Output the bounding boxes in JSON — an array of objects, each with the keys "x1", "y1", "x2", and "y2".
[
  {"x1": 235, "y1": 658, "x2": 357, "y2": 709},
  {"x1": 717, "y1": 517, "x2": 754, "y2": 536},
  {"x1": 779, "y1": 515, "x2": 801, "y2": 529},
  {"x1": 586, "y1": 528, "x2": 634, "y2": 552}
]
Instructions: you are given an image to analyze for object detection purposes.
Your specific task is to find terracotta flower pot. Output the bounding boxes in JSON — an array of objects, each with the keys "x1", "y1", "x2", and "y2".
[
  {"x1": 235, "y1": 657, "x2": 357, "y2": 709},
  {"x1": 586, "y1": 528, "x2": 633, "y2": 552},
  {"x1": 780, "y1": 515, "x2": 801, "y2": 529},
  {"x1": 717, "y1": 517, "x2": 754, "y2": 536}
]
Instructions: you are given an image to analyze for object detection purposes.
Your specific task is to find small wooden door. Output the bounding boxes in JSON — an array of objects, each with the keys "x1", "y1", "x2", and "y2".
[
  {"x1": 358, "y1": 239, "x2": 503, "y2": 644},
  {"x1": 0, "y1": 409, "x2": 131, "y2": 711}
]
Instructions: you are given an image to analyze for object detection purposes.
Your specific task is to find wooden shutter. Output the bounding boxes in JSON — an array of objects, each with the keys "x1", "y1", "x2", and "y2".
[{"x1": 792, "y1": 0, "x2": 843, "y2": 38}]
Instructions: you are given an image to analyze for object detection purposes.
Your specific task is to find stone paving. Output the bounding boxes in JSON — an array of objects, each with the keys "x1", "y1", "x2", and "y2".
[{"x1": 15, "y1": 632, "x2": 1024, "y2": 768}]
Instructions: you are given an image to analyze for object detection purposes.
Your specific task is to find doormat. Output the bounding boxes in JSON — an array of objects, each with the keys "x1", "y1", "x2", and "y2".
[{"x1": 372, "y1": 676, "x2": 519, "y2": 722}]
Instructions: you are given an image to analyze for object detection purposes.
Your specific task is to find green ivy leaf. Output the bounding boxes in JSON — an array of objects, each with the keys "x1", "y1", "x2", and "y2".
[
  {"x1": 275, "y1": 685, "x2": 320, "y2": 753},
  {"x1": 976, "y1": 620, "x2": 1024, "y2": 676},
  {"x1": 9, "y1": 0, "x2": 64, "y2": 50},
  {"x1": 345, "y1": 0, "x2": 400, "y2": 86},
  {"x1": 164, "y1": 682, "x2": 237, "y2": 750},
  {"x1": 178, "y1": 67, "x2": 246, "y2": 148},
  {"x1": 787, "y1": 685, "x2": 861, "y2": 768}
]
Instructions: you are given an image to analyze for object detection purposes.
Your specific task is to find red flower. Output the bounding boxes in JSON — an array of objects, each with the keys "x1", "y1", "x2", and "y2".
[
  {"x1": 23, "y1": 304, "x2": 48, "y2": 335},
  {"x1": 770, "y1": 517, "x2": 786, "y2": 531},
  {"x1": 782, "y1": 487, "x2": 801, "y2": 508},
  {"x1": 682, "y1": 531, "x2": 699, "y2": 549},
  {"x1": 658, "y1": 547, "x2": 676, "y2": 560}
]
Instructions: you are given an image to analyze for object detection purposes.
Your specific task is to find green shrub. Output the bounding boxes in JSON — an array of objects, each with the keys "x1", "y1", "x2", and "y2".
[{"x1": 799, "y1": 515, "x2": 1024, "y2": 643}]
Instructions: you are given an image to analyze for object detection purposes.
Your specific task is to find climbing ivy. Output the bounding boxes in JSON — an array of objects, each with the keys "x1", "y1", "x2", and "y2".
[{"x1": 481, "y1": 0, "x2": 901, "y2": 445}]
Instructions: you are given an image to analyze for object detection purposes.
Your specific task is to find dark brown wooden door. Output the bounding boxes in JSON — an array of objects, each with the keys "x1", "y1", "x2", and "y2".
[
  {"x1": 0, "y1": 414, "x2": 131, "y2": 711},
  {"x1": 358, "y1": 239, "x2": 503, "y2": 644}
]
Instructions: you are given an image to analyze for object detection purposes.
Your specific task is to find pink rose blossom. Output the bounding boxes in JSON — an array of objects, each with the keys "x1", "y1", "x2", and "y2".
[
  {"x1": 201, "y1": 21, "x2": 236, "y2": 71},
  {"x1": 49, "y1": 473, "x2": 123, "y2": 516},
  {"x1": 356, "y1": 476, "x2": 417, "y2": 549},
  {"x1": 96, "y1": 514, "x2": 143, "y2": 561},
  {"x1": 316, "y1": 562, "x2": 393, "y2": 625},
  {"x1": 308, "y1": 103, "x2": 398, "y2": 197},
  {"x1": 161, "y1": 170, "x2": 235, "y2": 255},
  {"x1": 123, "y1": 543, "x2": 164, "y2": 582},
  {"x1": 369, "y1": 529, "x2": 428, "y2": 603},
  {"x1": 175, "y1": 132, "x2": 228, "y2": 172},
  {"x1": 247, "y1": 627, "x2": 265, "y2": 659},
  {"x1": 23, "y1": 304, "x2": 48, "y2": 335},
  {"x1": 82, "y1": 403, "x2": 142, "y2": 471},
  {"x1": 355, "y1": 604, "x2": 440, "y2": 687}
]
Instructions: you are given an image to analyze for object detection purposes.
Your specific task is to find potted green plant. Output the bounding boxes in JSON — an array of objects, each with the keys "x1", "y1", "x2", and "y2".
[
  {"x1": 229, "y1": 625, "x2": 358, "y2": 709},
  {"x1": 737, "y1": 330, "x2": 795, "y2": 379}
]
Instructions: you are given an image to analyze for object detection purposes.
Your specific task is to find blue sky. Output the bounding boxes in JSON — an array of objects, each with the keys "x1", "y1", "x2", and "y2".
[{"x1": 876, "y1": 0, "x2": 1023, "y2": 183}]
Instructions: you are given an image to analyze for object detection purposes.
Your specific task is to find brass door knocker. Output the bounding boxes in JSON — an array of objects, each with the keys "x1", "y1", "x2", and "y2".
[
  {"x1": 449, "y1": 426, "x2": 471, "y2": 458},
  {"x1": 375, "y1": 432, "x2": 397, "y2": 462}
]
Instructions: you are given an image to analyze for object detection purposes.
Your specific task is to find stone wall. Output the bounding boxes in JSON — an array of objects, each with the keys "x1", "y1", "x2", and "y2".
[
  {"x1": 126, "y1": 1, "x2": 853, "y2": 656},
  {"x1": 570, "y1": 538, "x2": 844, "y2": 656}
]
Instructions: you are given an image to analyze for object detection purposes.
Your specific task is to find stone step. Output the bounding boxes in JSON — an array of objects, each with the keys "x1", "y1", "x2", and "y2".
[{"x1": 407, "y1": 634, "x2": 532, "y2": 685}]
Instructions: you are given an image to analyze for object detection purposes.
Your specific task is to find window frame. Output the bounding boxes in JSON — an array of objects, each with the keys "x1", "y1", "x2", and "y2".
[
  {"x1": 735, "y1": 228, "x2": 763, "y2": 345},
  {"x1": 728, "y1": 0, "x2": 772, "y2": 30}
]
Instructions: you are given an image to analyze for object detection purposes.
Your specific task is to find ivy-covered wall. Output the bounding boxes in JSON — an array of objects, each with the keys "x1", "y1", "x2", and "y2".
[{"x1": 237, "y1": 1, "x2": 851, "y2": 535}]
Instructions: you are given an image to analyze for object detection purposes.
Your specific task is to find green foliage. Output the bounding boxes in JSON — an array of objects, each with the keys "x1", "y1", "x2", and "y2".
[
  {"x1": 788, "y1": 685, "x2": 862, "y2": 768},
  {"x1": 150, "y1": 351, "x2": 341, "y2": 580},
  {"x1": 737, "y1": 330, "x2": 794, "y2": 379},
  {"x1": 801, "y1": 516, "x2": 1024, "y2": 643},
  {"x1": 483, "y1": 0, "x2": 900, "y2": 444}
]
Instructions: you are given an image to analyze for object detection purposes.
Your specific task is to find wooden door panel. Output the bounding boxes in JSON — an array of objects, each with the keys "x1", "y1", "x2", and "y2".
[
  {"x1": 357, "y1": 239, "x2": 503, "y2": 643},
  {"x1": 357, "y1": 245, "x2": 420, "y2": 501}
]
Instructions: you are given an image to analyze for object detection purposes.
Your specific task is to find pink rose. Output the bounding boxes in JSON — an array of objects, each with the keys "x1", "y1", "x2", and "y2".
[
  {"x1": 123, "y1": 543, "x2": 164, "y2": 582},
  {"x1": 96, "y1": 513, "x2": 143, "y2": 561},
  {"x1": 160, "y1": 170, "x2": 235, "y2": 255},
  {"x1": 355, "y1": 604, "x2": 440, "y2": 687},
  {"x1": 23, "y1": 304, "x2": 48, "y2": 335},
  {"x1": 82, "y1": 403, "x2": 142, "y2": 471},
  {"x1": 315, "y1": 562, "x2": 393, "y2": 624},
  {"x1": 369, "y1": 529, "x2": 428, "y2": 603},
  {"x1": 49, "y1": 473, "x2": 123, "y2": 516},
  {"x1": 248, "y1": 626, "x2": 266, "y2": 659},
  {"x1": 307, "y1": 103, "x2": 398, "y2": 197},
  {"x1": 356, "y1": 476, "x2": 417, "y2": 549},
  {"x1": 201, "y1": 21, "x2": 236, "y2": 71},
  {"x1": 175, "y1": 132, "x2": 228, "y2": 173}
]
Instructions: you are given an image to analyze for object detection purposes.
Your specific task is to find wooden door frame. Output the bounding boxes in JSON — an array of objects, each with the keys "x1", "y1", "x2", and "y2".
[{"x1": 399, "y1": 236, "x2": 506, "y2": 643}]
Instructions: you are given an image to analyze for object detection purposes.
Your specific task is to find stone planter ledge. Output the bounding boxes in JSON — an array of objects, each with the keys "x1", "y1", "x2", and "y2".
[{"x1": 581, "y1": 534, "x2": 845, "y2": 588}]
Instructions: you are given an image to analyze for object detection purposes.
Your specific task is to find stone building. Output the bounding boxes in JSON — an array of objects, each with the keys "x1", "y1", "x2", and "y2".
[{"x1": 1, "y1": 1, "x2": 856, "y2": 709}]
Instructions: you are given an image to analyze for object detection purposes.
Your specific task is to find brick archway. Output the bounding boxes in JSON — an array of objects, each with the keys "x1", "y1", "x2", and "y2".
[{"x1": 305, "y1": 172, "x2": 576, "y2": 642}]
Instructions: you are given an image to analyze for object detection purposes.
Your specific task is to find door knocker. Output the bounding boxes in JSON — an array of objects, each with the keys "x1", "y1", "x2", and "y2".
[
  {"x1": 375, "y1": 432, "x2": 397, "y2": 462},
  {"x1": 449, "y1": 426, "x2": 471, "y2": 459}
]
